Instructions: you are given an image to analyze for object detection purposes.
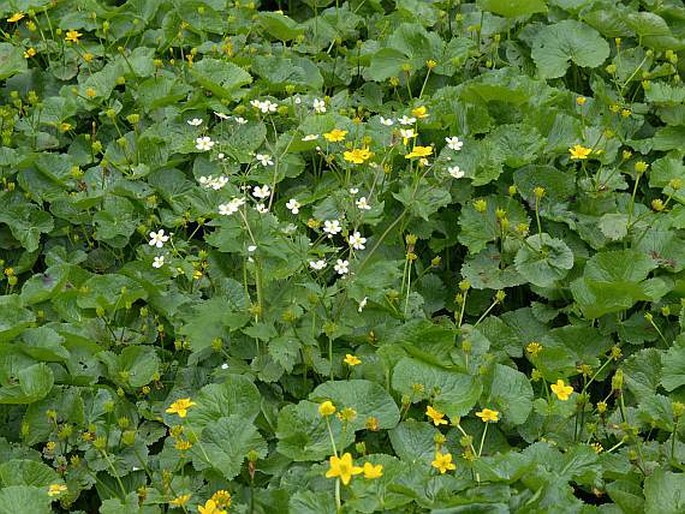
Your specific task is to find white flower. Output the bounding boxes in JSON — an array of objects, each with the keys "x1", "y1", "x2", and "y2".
[
  {"x1": 398, "y1": 115, "x2": 416, "y2": 125},
  {"x1": 334, "y1": 259, "x2": 349, "y2": 275},
  {"x1": 234, "y1": 116, "x2": 248, "y2": 125},
  {"x1": 349, "y1": 231, "x2": 367, "y2": 250},
  {"x1": 218, "y1": 197, "x2": 246, "y2": 215},
  {"x1": 195, "y1": 136, "x2": 214, "y2": 151},
  {"x1": 356, "y1": 196, "x2": 371, "y2": 210},
  {"x1": 302, "y1": 134, "x2": 319, "y2": 141},
  {"x1": 252, "y1": 184, "x2": 271, "y2": 199},
  {"x1": 323, "y1": 219, "x2": 342, "y2": 236},
  {"x1": 217, "y1": 152, "x2": 225, "y2": 160},
  {"x1": 282, "y1": 223, "x2": 297, "y2": 234},
  {"x1": 220, "y1": 363, "x2": 229, "y2": 370},
  {"x1": 379, "y1": 116, "x2": 394, "y2": 126},
  {"x1": 309, "y1": 259, "x2": 327, "y2": 270},
  {"x1": 399, "y1": 128, "x2": 416, "y2": 140},
  {"x1": 152, "y1": 255, "x2": 165, "y2": 268},
  {"x1": 358, "y1": 296, "x2": 368, "y2": 312},
  {"x1": 419, "y1": 157, "x2": 430, "y2": 166},
  {"x1": 255, "y1": 203, "x2": 269, "y2": 213},
  {"x1": 448, "y1": 166, "x2": 465, "y2": 179},
  {"x1": 199, "y1": 175, "x2": 229, "y2": 190},
  {"x1": 214, "y1": 111, "x2": 230, "y2": 120},
  {"x1": 148, "y1": 229, "x2": 169, "y2": 248},
  {"x1": 445, "y1": 136, "x2": 464, "y2": 151},
  {"x1": 256, "y1": 153, "x2": 274, "y2": 167},
  {"x1": 250, "y1": 99, "x2": 278, "y2": 113},
  {"x1": 349, "y1": 187, "x2": 359, "y2": 195},
  {"x1": 286, "y1": 198, "x2": 301, "y2": 214},
  {"x1": 187, "y1": 118, "x2": 203, "y2": 126},
  {"x1": 313, "y1": 98, "x2": 326, "y2": 113},
  {"x1": 294, "y1": 96, "x2": 302, "y2": 104},
  {"x1": 247, "y1": 245, "x2": 257, "y2": 252}
]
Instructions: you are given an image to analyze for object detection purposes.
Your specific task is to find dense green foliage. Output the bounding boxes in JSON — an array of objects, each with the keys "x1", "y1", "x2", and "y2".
[{"x1": 1, "y1": 0, "x2": 685, "y2": 512}]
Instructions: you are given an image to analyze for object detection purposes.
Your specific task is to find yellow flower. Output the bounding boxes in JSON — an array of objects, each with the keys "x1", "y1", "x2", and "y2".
[
  {"x1": 343, "y1": 148, "x2": 372, "y2": 164},
  {"x1": 336, "y1": 407, "x2": 357, "y2": 423},
  {"x1": 23, "y1": 48, "x2": 37, "y2": 58},
  {"x1": 405, "y1": 145, "x2": 432, "y2": 159},
  {"x1": 318, "y1": 400, "x2": 336, "y2": 417},
  {"x1": 343, "y1": 354, "x2": 362, "y2": 366},
  {"x1": 83, "y1": 52, "x2": 94, "y2": 63},
  {"x1": 411, "y1": 106, "x2": 428, "y2": 118},
  {"x1": 526, "y1": 342, "x2": 543, "y2": 357},
  {"x1": 210, "y1": 490, "x2": 232, "y2": 508},
  {"x1": 197, "y1": 499, "x2": 226, "y2": 514},
  {"x1": 47, "y1": 483, "x2": 68, "y2": 497},
  {"x1": 323, "y1": 128, "x2": 348, "y2": 142},
  {"x1": 7, "y1": 12, "x2": 25, "y2": 23},
  {"x1": 65, "y1": 30, "x2": 83, "y2": 43},
  {"x1": 475, "y1": 408, "x2": 500, "y2": 423},
  {"x1": 431, "y1": 451, "x2": 456, "y2": 474},
  {"x1": 576, "y1": 96, "x2": 587, "y2": 106},
  {"x1": 166, "y1": 398, "x2": 196, "y2": 418},
  {"x1": 325, "y1": 452, "x2": 363, "y2": 485},
  {"x1": 174, "y1": 439, "x2": 192, "y2": 451},
  {"x1": 59, "y1": 122, "x2": 73, "y2": 132},
  {"x1": 362, "y1": 462, "x2": 383, "y2": 479},
  {"x1": 569, "y1": 144, "x2": 592, "y2": 160},
  {"x1": 169, "y1": 494, "x2": 192, "y2": 507},
  {"x1": 551, "y1": 379, "x2": 574, "y2": 401},
  {"x1": 425, "y1": 405, "x2": 448, "y2": 426}
]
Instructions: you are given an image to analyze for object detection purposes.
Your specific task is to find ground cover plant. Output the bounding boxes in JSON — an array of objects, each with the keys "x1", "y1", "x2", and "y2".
[{"x1": 1, "y1": 0, "x2": 685, "y2": 512}]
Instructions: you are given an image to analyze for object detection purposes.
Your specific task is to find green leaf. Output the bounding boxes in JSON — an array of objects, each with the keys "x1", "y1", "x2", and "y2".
[
  {"x1": 606, "y1": 479, "x2": 645, "y2": 514},
  {"x1": 0, "y1": 295, "x2": 35, "y2": 343},
  {"x1": 661, "y1": 342, "x2": 685, "y2": 392},
  {"x1": 179, "y1": 298, "x2": 251, "y2": 352},
  {"x1": 486, "y1": 364, "x2": 533, "y2": 425},
  {"x1": 531, "y1": 20, "x2": 610, "y2": 79},
  {"x1": 389, "y1": 420, "x2": 438, "y2": 464},
  {"x1": 186, "y1": 374, "x2": 261, "y2": 428},
  {"x1": 0, "y1": 486, "x2": 50, "y2": 514},
  {"x1": 191, "y1": 415, "x2": 267, "y2": 481},
  {"x1": 190, "y1": 58, "x2": 252, "y2": 99},
  {"x1": 98, "y1": 346, "x2": 160, "y2": 390},
  {"x1": 514, "y1": 233, "x2": 574, "y2": 287},
  {"x1": 0, "y1": 460, "x2": 58, "y2": 487},
  {"x1": 458, "y1": 195, "x2": 529, "y2": 254},
  {"x1": 392, "y1": 357, "x2": 481, "y2": 419},
  {"x1": 256, "y1": 12, "x2": 304, "y2": 41},
  {"x1": 478, "y1": 0, "x2": 547, "y2": 18},
  {"x1": 598, "y1": 213, "x2": 629, "y2": 241},
  {"x1": 0, "y1": 362, "x2": 54, "y2": 404},
  {"x1": 0, "y1": 43, "x2": 27, "y2": 80},
  {"x1": 310, "y1": 379, "x2": 400, "y2": 432},
  {"x1": 643, "y1": 469, "x2": 685, "y2": 514}
]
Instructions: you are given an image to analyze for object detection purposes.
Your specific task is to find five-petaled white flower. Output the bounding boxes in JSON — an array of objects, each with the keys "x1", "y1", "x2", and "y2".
[
  {"x1": 399, "y1": 128, "x2": 416, "y2": 141},
  {"x1": 199, "y1": 175, "x2": 229, "y2": 190},
  {"x1": 334, "y1": 259, "x2": 349, "y2": 275},
  {"x1": 309, "y1": 259, "x2": 327, "y2": 270},
  {"x1": 187, "y1": 118, "x2": 203, "y2": 126},
  {"x1": 349, "y1": 231, "x2": 367, "y2": 250},
  {"x1": 152, "y1": 255, "x2": 165, "y2": 269},
  {"x1": 398, "y1": 115, "x2": 416, "y2": 125},
  {"x1": 349, "y1": 187, "x2": 359, "y2": 195},
  {"x1": 255, "y1": 203, "x2": 269, "y2": 213},
  {"x1": 286, "y1": 198, "x2": 301, "y2": 214},
  {"x1": 323, "y1": 219, "x2": 342, "y2": 236},
  {"x1": 448, "y1": 166, "x2": 465, "y2": 179},
  {"x1": 445, "y1": 136, "x2": 464, "y2": 151},
  {"x1": 234, "y1": 116, "x2": 248, "y2": 125},
  {"x1": 195, "y1": 136, "x2": 214, "y2": 151},
  {"x1": 250, "y1": 99, "x2": 278, "y2": 113},
  {"x1": 302, "y1": 134, "x2": 319, "y2": 141},
  {"x1": 379, "y1": 116, "x2": 394, "y2": 126},
  {"x1": 252, "y1": 184, "x2": 271, "y2": 199},
  {"x1": 313, "y1": 98, "x2": 326, "y2": 113},
  {"x1": 256, "y1": 153, "x2": 274, "y2": 167},
  {"x1": 356, "y1": 197, "x2": 371, "y2": 210},
  {"x1": 214, "y1": 111, "x2": 230, "y2": 120},
  {"x1": 218, "y1": 197, "x2": 246, "y2": 216},
  {"x1": 148, "y1": 229, "x2": 169, "y2": 248}
]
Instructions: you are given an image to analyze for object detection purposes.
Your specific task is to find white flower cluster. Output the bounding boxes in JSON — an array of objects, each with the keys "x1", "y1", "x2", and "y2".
[{"x1": 198, "y1": 175, "x2": 229, "y2": 190}]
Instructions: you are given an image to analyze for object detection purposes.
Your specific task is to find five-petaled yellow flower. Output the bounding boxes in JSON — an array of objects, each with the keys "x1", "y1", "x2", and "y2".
[
  {"x1": 7, "y1": 12, "x2": 25, "y2": 23},
  {"x1": 47, "y1": 483, "x2": 68, "y2": 497},
  {"x1": 65, "y1": 30, "x2": 83, "y2": 43},
  {"x1": 197, "y1": 498, "x2": 226, "y2": 514},
  {"x1": 431, "y1": 451, "x2": 456, "y2": 474},
  {"x1": 323, "y1": 128, "x2": 348, "y2": 142},
  {"x1": 169, "y1": 494, "x2": 192, "y2": 507},
  {"x1": 24, "y1": 48, "x2": 37, "y2": 59},
  {"x1": 325, "y1": 452, "x2": 363, "y2": 485},
  {"x1": 405, "y1": 145, "x2": 433, "y2": 159},
  {"x1": 318, "y1": 400, "x2": 336, "y2": 417},
  {"x1": 476, "y1": 408, "x2": 500, "y2": 423},
  {"x1": 166, "y1": 398, "x2": 196, "y2": 418},
  {"x1": 411, "y1": 106, "x2": 428, "y2": 119},
  {"x1": 569, "y1": 144, "x2": 591, "y2": 160},
  {"x1": 362, "y1": 462, "x2": 383, "y2": 479},
  {"x1": 344, "y1": 354, "x2": 362, "y2": 366},
  {"x1": 426, "y1": 405, "x2": 448, "y2": 426},
  {"x1": 551, "y1": 379, "x2": 574, "y2": 401},
  {"x1": 210, "y1": 490, "x2": 232, "y2": 508},
  {"x1": 343, "y1": 147, "x2": 373, "y2": 164}
]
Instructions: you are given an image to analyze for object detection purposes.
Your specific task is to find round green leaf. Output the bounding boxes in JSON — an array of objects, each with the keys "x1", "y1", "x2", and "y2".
[{"x1": 514, "y1": 233, "x2": 574, "y2": 287}]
